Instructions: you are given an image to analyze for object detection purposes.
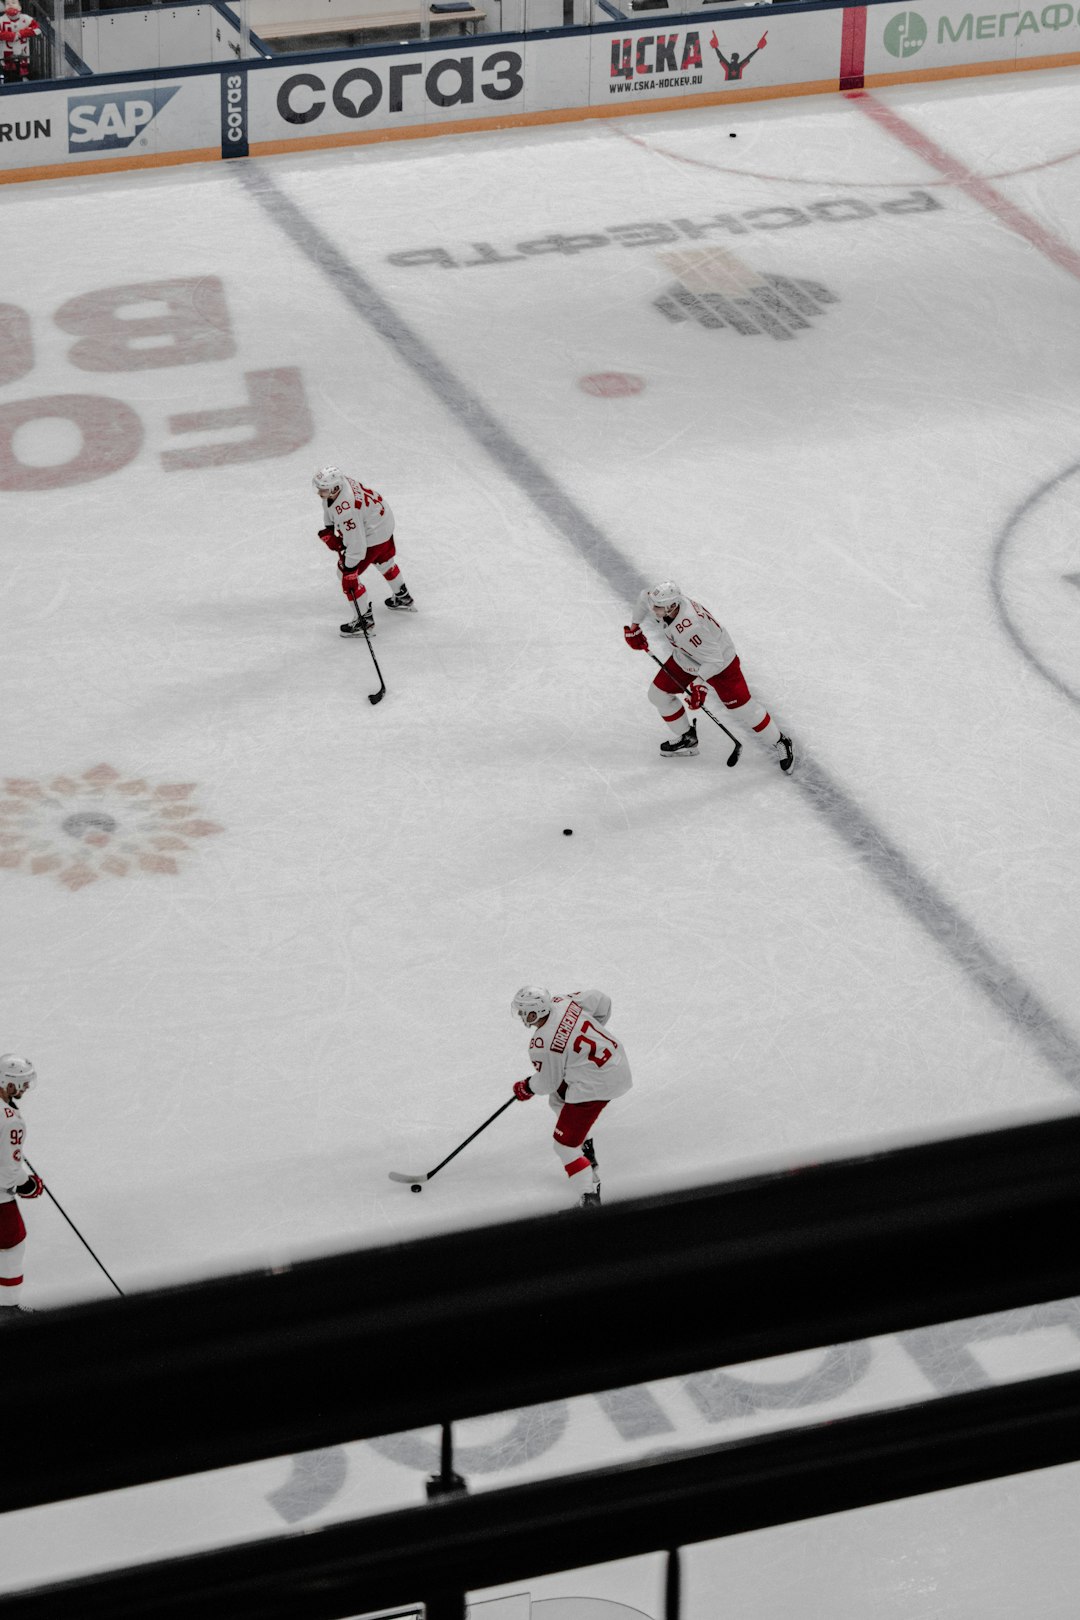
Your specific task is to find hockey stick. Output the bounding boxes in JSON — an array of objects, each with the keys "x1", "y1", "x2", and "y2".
[
  {"x1": 389, "y1": 1097, "x2": 516, "y2": 1189},
  {"x1": 25, "y1": 1159, "x2": 125, "y2": 1297},
  {"x1": 354, "y1": 600, "x2": 387, "y2": 706},
  {"x1": 648, "y1": 653, "x2": 741, "y2": 767}
]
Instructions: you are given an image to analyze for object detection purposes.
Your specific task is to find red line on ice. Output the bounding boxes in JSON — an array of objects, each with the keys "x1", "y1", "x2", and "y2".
[{"x1": 848, "y1": 90, "x2": 1080, "y2": 284}]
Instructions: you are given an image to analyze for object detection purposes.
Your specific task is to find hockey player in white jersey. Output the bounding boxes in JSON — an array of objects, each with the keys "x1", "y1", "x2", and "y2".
[
  {"x1": 312, "y1": 466, "x2": 416, "y2": 639},
  {"x1": 0, "y1": 0, "x2": 40, "y2": 83},
  {"x1": 0, "y1": 1055, "x2": 43, "y2": 1319},
  {"x1": 624, "y1": 581, "x2": 794, "y2": 770},
  {"x1": 511, "y1": 988, "x2": 632, "y2": 1209}
]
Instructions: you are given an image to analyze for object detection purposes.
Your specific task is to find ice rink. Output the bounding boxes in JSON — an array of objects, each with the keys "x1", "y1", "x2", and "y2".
[{"x1": 4, "y1": 59, "x2": 1080, "y2": 1615}]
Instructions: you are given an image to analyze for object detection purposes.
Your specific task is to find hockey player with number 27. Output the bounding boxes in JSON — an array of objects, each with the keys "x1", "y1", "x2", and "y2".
[
  {"x1": 312, "y1": 465, "x2": 416, "y2": 639},
  {"x1": 0, "y1": 1055, "x2": 43, "y2": 1321},
  {"x1": 625, "y1": 581, "x2": 794, "y2": 770},
  {"x1": 511, "y1": 988, "x2": 632, "y2": 1210}
]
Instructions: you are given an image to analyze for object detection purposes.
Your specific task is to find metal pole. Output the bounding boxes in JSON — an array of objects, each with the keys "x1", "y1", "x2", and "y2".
[{"x1": 665, "y1": 1547, "x2": 681, "y2": 1620}]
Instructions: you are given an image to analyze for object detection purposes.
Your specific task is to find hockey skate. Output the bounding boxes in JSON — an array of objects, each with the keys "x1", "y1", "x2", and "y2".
[
  {"x1": 384, "y1": 585, "x2": 417, "y2": 613},
  {"x1": 660, "y1": 722, "x2": 698, "y2": 759},
  {"x1": 579, "y1": 1183, "x2": 602, "y2": 1210},
  {"x1": 340, "y1": 606, "x2": 376, "y2": 638},
  {"x1": 775, "y1": 734, "x2": 795, "y2": 774}
]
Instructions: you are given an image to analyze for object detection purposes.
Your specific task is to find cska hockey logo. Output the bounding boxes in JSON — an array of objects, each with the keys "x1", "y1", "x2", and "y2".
[
  {"x1": 708, "y1": 29, "x2": 768, "y2": 81},
  {"x1": 610, "y1": 31, "x2": 703, "y2": 78}
]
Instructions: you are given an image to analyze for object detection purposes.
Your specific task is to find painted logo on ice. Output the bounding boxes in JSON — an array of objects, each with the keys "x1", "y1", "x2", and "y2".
[
  {"x1": 0, "y1": 764, "x2": 223, "y2": 890},
  {"x1": 654, "y1": 247, "x2": 838, "y2": 341}
]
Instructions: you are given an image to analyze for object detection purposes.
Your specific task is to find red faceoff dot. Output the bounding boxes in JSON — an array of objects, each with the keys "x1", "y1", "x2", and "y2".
[{"x1": 578, "y1": 373, "x2": 645, "y2": 398}]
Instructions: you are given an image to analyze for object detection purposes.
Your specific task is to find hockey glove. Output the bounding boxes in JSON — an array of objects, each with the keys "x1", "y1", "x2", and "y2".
[
  {"x1": 623, "y1": 623, "x2": 649, "y2": 651},
  {"x1": 317, "y1": 526, "x2": 342, "y2": 552},
  {"x1": 686, "y1": 682, "x2": 709, "y2": 711},
  {"x1": 512, "y1": 1079, "x2": 535, "y2": 1102},
  {"x1": 340, "y1": 567, "x2": 363, "y2": 601},
  {"x1": 15, "y1": 1173, "x2": 43, "y2": 1199}
]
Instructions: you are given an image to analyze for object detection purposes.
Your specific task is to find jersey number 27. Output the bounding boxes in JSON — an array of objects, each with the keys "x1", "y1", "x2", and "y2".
[{"x1": 573, "y1": 1020, "x2": 615, "y2": 1068}]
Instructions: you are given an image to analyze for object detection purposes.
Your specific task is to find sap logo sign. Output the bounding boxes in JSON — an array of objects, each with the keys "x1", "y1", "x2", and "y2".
[{"x1": 67, "y1": 87, "x2": 180, "y2": 153}]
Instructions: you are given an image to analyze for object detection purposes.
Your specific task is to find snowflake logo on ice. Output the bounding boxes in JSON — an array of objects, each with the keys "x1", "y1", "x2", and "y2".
[{"x1": 0, "y1": 764, "x2": 223, "y2": 891}]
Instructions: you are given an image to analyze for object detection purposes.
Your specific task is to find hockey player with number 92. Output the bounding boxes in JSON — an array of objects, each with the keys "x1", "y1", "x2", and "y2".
[
  {"x1": 511, "y1": 988, "x2": 632, "y2": 1210},
  {"x1": 0, "y1": 1055, "x2": 43, "y2": 1320}
]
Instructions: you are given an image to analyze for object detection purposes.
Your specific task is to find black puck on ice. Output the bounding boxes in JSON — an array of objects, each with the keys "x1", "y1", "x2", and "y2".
[
  {"x1": 411, "y1": 1183, "x2": 422, "y2": 1193},
  {"x1": 729, "y1": 132, "x2": 737, "y2": 138},
  {"x1": 563, "y1": 828, "x2": 573, "y2": 836}
]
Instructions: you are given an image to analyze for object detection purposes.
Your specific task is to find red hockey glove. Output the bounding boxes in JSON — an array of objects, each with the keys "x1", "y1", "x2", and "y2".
[
  {"x1": 15, "y1": 1173, "x2": 43, "y2": 1199},
  {"x1": 340, "y1": 567, "x2": 363, "y2": 601},
  {"x1": 624, "y1": 623, "x2": 649, "y2": 651},
  {"x1": 317, "y1": 526, "x2": 342, "y2": 552},
  {"x1": 686, "y1": 682, "x2": 709, "y2": 711},
  {"x1": 512, "y1": 1079, "x2": 534, "y2": 1102}
]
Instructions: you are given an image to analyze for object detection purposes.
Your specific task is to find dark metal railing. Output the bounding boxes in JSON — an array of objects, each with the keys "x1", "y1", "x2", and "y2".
[{"x1": 3, "y1": 1110, "x2": 1080, "y2": 1614}]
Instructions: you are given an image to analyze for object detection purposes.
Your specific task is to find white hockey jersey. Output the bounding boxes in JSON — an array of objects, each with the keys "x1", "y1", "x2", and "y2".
[
  {"x1": 0, "y1": 8, "x2": 40, "y2": 66},
  {"x1": 526, "y1": 991, "x2": 633, "y2": 1105},
  {"x1": 320, "y1": 475, "x2": 395, "y2": 568},
  {"x1": 0, "y1": 1100, "x2": 27, "y2": 1203},
  {"x1": 634, "y1": 591, "x2": 738, "y2": 681}
]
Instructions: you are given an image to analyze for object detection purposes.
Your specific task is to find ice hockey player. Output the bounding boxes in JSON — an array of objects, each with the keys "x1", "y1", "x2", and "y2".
[
  {"x1": 0, "y1": 0, "x2": 40, "y2": 83},
  {"x1": 624, "y1": 581, "x2": 794, "y2": 770},
  {"x1": 510, "y1": 988, "x2": 632, "y2": 1210},
  {"x1": 0, "y1": 1055, "x2": 43, "y2": 1320},
  {"x1": 312, "y1": 465, "x2": 416, "y2": 639}
]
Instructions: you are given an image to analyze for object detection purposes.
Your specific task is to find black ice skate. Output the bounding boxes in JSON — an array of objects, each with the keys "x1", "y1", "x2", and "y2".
[
  {"x1": 660, "y1": 722, "x2": 698, "y2": 759},
  {"x1": 580, "y1": 1184, "x2": 602, "y2": 1210},
  {"x1": 384, "y1": 585, "x2": 417, "y2": 612},
  {"x1": 775, "y1": 734, "x2": 795, "y2": 773},
  {"x1": 340, "y1": 607, "x2": 376, "y2": 638}
]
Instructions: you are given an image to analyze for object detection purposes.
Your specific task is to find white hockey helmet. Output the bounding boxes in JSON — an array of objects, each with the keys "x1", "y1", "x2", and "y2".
[
  {"x1": 645, "y1": 581, "x2": 683, "y2": 620},
  {"x1": 511, "y1": 986, "x2": 554, "y2": 1027},
  {"x1": 312, "y1": 465, "x2": 343, "y2": 497},
  {"x1": 0, "y1": 1054, "x2": 35, "y2": 1097}
]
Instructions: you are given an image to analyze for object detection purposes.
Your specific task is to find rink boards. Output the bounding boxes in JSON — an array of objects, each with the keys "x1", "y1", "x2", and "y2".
[{"x1": 1, "y1": 0, "x2": 1080, "y2": 180}]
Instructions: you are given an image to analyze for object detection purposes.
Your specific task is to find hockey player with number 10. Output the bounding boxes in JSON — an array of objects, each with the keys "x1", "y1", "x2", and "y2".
[
  {"x1": 511, "y1": 988, "x2": 633, "y2": 1210},
  {"x1": 625, "y1": 581, "x2": 794, "y2": 770}
]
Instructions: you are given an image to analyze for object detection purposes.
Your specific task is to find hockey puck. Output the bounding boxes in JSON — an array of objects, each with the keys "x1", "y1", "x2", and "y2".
[
  {"x1": 411, "y1": 1183, "x2": 423, "y2": 1193},
  {"x1": 563, "y1": 828, "x2": 573, "y2": 836}
]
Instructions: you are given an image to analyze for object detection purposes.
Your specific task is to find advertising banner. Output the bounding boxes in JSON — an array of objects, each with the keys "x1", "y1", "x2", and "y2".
[
  {"x1": 0, "y1": 70, "x2": 220, "y2": 174},
  {"x1": 592, "y1": 5, "x2": 845, "y2": 106},
  {"x1": 246, "y1": 39, "x2": 535, "y2": 146},
  {"x1": 864, "y1": 0, "x2": 1080, "y2": 74}
]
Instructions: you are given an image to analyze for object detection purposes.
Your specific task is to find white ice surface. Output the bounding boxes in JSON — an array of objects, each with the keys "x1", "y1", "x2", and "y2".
[{"x1": 3, "y1": 64, "x2": 1080, "y2": 1614}]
